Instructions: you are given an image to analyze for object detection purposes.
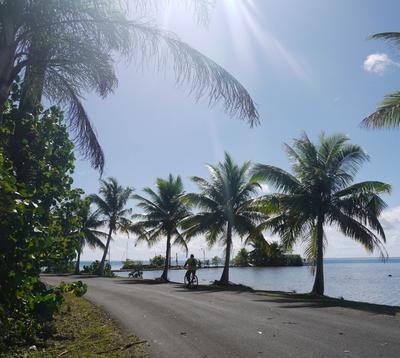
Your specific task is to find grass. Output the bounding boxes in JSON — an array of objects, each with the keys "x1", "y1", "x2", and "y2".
[{"x1": 13, "y1": 295, "x2": 147, "y2": 358}]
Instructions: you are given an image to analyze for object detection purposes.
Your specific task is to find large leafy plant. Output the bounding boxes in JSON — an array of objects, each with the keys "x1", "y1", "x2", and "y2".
[{"x1": 0, "y1": 84, "x2": 83, "y2": 349}]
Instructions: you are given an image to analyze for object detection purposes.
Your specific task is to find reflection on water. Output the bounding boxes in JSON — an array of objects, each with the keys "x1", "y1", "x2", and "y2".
[{"x1": 113, "y1": 260, "x2": 400, "y2": 306}]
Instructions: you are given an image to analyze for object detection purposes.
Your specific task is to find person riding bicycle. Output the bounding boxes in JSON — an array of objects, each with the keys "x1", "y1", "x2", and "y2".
[{"x1": 184, "y1": 254, "x2": 198, "y2": 282}]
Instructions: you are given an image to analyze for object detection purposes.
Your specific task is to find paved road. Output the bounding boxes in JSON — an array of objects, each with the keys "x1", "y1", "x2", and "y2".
[{"x1": 43, "y1": 276, "x2": 400, "y2": 358}]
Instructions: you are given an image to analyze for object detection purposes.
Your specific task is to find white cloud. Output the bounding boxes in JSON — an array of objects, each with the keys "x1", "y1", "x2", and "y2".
[{"x1": 363, "y1": 53, "x2": 397, "y2": 75}]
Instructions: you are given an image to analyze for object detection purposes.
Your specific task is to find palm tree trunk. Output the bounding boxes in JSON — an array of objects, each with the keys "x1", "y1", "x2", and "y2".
[
  {"x1": 97, "y1": 225, "x2": 113, "y2": 276},
  {"x1": 161, "y1": 232, "x2": 171, "y2": 281},
  {"x1": 19, "y1": 52, "x2": 48, "y2": 113},
  {"x1": 219, "y1": 223, "x2": 232, "y2": 285},
  {"x1": 75, "y1": 250, "x2": 81, "y2": 275},
  {"x1": 0, "y1": 15, "x2": 17, "y2": 122},
  {"x1": 311, "y1": 216, "x2": 324, "y2": 295},
  {"x1": 9, "y1": 53, "x2": 48, "y2": 183}
]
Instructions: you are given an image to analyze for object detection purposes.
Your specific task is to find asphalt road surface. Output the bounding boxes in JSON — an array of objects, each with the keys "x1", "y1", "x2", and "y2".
[{"x1": 42, "y1": 276, "x2": 400, "y2": 358}]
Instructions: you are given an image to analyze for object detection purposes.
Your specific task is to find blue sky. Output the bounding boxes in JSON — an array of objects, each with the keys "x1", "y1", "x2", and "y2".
[{"x1": 75, "y1": 0, "x2": 400, "y2": 261}]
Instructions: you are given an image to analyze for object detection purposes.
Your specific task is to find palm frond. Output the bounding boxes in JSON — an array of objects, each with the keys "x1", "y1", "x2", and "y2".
[
  {"x1": 369, "y1": 32, "x2": 400, "y2": 47},
  {"x1": 251, "y1": 164, "x2": 301, "y2": 193},
  {"x1": 362, "y1": 92, "x2": 400, "y2": 129}
]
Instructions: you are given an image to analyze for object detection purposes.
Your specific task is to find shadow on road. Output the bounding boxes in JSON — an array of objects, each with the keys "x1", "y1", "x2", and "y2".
[
  {"x1": 114, "y1": 279, "x2": 168, "y2": 285},
  {"x1": 252, "y1": 295, "x2": 400, "y2": 316}
]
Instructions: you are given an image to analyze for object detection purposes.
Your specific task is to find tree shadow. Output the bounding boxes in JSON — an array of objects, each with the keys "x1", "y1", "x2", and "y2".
[
  {"x1": 114, "y1": 278, "x2": 169, "y2": 285},
  {"x1": 173, "y1": 282, "x2": 255, "y2": 295},
  {"x1": 252, "y1": 293, "x2": 400, "y2": 316}
]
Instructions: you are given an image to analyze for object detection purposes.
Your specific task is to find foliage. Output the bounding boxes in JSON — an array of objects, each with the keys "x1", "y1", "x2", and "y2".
[
  {"x1": 122, "y1": 259, "x2": 144, "y2": 270},
  {"x1": 90, "y1": 178, "x2": 133, "y2": 275},
  {"x1": 252, "y1": 133, "x2": 391, "y2": 295},
  {"x1": 0, "y1": 0, "x2": 258, "y2": 172},
  {"x1": 15, "y1": 294, "x2": 146, "y2": 357},
  {"x1": 204, "y1": 259, "x2": 210, "y2": 267},
  {"x1": 362, "y1": 33, "x2": 400, "y2": 129},
  {"x1": 248, "y1": 241, "x2": 302, "y2": 266},
  {"x1": 74, "y1": 199, "x2": 107, "y2": 274},
  {"x1": 182, "y1": 153, "x2": 268, "y2": 285},
  {"x1": 82, "y1": 261, "x2": 114, "y2": 277},
  {"x1": 43, "y1": 261, "x2": 76, "y2": 275},
  {"x1": 149, "y1": 255, "x2": 166, "y2": 268},
  {"x1": 131, "y1": 174, "x2": 190, "y2": 280},
  {"x1": 211, "y1": 256, "x2": 222, "y2": 266},
  {"x1": 0, "y1": 85, "x2": 83, "y2": 349},
  {"x1": 58, "y1": 281, "x2": 88, "y2": 297},
  {"x1": 232, "y1": 248, "x2": 250, "y2": 267}
]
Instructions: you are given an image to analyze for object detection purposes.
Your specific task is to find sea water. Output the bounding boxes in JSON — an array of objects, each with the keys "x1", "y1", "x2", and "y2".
[{"x1": 80, "y1": 258, "x2": 400, "y2": 306}]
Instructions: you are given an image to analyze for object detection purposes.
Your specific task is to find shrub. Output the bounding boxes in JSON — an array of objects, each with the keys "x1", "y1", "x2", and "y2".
[
  {"x1": 82, "y1": 261, "x2": 114, "y2": 277},
  {"x1": 121, "y1": 259, "x2": 143, "y2": 270},
  {"x1": 59, "y1": 281, "x2": 88, "y2": 297},
  {"x1": 149, "y1": 255, "x2": 165, "y2": 267},
  {"x1": 0, "y1": 84, "x2": 82, "y2": 350}
]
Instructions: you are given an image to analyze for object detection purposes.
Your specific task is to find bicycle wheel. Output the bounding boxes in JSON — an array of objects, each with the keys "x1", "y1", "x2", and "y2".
[
  {"x1": 184, "y1": 274, "x2": 190, "y2": 287},
  {"x1": 191, "y1": 275, "x2": 198, "y2": 288}
]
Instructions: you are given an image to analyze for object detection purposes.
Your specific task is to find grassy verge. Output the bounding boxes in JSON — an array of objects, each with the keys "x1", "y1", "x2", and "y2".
[{"x1": 12, "y1": 295, "x2": 147, "y2": 358}]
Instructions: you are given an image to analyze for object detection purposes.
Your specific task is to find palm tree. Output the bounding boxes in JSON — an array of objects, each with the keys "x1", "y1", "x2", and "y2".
[
  {"x1": 74, "y1": 199, "x2": 107, "y2": 275},
  {"x1": 1, "y1": 0, "x2": 259, "y2": 171},
  {"x1": 131, "y1": 175, "x2": 189, "y2": 281},
  {"x1": 182, "y1": 153, "x2": 267, "y2": 285},
  {"x1": 89, "y1": 177, "x2": 133, "y2": 276},
  {"x1": 252, "y1": 133, "x2": 391, "y2": 295},
  {"x1": 362, "y1": 32, "x2": 400, "y2": 129}
]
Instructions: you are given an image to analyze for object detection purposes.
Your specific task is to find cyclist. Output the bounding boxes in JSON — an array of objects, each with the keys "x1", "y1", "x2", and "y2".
[{"x1": 184, "y1": 254, "x2": 198, "y2": 283}]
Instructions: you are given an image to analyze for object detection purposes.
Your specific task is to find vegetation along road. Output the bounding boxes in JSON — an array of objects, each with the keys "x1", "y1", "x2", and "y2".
[{"x1": 42, "y1": 276, "x2": 400, "y2": 358}]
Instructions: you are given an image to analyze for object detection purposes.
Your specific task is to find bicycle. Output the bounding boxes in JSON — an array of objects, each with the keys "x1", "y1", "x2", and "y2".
[{"x1": 184, "y1": 271, "x2": 198, "y2": 288}]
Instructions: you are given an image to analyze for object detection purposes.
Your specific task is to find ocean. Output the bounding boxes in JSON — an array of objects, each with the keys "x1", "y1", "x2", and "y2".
[{"x1": 80, "y1": 258, "x2": 400, "y2": 307}]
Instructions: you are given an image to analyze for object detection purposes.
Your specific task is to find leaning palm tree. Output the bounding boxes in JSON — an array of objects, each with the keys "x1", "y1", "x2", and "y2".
[
  {"x1": 363, "y1": 32, "x2": 400, "y2": 129},
  {"x1": 252, "y1": 133, "x2": 391, "y2": 295},
  {"x1": 131, "y1": 175, "x2": 189, "y2": 281},
  {"x1": 182, "y1": 153, "x2": 267, "y2": 285},
  {"x1": 89, "y1": 177, "x2": 133, "y2": 275},
  {"x1": 1, "y1": 0, "x2": 259, "y2": 172},
  {"x1": 74, "y1": 200, "x2": 107, "y2": 274}
]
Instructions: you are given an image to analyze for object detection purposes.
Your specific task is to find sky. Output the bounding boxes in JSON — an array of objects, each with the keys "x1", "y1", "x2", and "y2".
[{"x1": 74, "y1": 0, "x2": 400, "y2": 261}]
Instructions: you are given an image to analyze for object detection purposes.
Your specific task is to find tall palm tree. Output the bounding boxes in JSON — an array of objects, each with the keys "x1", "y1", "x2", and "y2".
[
  {"x1": 363, "y1": 32, "x2": 400, "y2": 129},
  {"x1": 252, "y1": 133, "x2": 391, "y2": 295},
  {"x1": 131, "y1": 175, "x2": 189, "y2": 281},
  {"x1": 89, "y1": 177, "x2": 133, "y2": 276},
  {"x1": 74, "y1": 200, "x2": 107, "y2": 275},
  {"x1": 182, "y1": 153, "x2": 267, "y2": 285},
  {"x1": 1, "y1": 0, "x2": 259, "y2": 171}
]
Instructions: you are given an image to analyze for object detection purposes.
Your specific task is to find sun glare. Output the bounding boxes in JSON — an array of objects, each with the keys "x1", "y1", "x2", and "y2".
[{"x1": 221, "y1": 0, "x2": 312, "y2": 83}]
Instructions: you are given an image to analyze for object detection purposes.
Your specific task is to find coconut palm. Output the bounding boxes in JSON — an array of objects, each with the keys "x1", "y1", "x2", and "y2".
[
  {"x1": 362, "y1": 32, "x2": 400, "y2": 129},
  {"x1": 89, "y1": 177, "x2": 133, "y2": 276},
  {"x1": 75, "y1": 200, "x2": 107, "y2": 274},
  {"x1": 131, "y1": 175, "x2": 189, "y2": 281},
  {"x1": 1, "y1": 0, "x2": 259, "y2": 172},
  {"x1": 252, "y1": 133, "x2": 391, "y2": 295},
  {"x1": 182, "y1": 153, "x2": 267, "y2": 285}
]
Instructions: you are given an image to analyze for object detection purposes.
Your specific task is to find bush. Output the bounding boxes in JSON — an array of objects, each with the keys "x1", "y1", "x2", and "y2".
[
  {"x1": 232, "y1": 248, "x2": 249, "y2": 267},
  {"x1": 59, "y1": 281, "x2": 88, "y2": 297},
  {"x1": 149, "y1": 255, "x2": 165, "y2": 267},
  {"x1": 284, "y1": 254, "x2": 303, "y2": 266},
  {"x1": 43, "y1": 261, "x2": 75, "y2": 274},
  {"x1": 82, "y1": 261, "x2": 114, "y2": 277},
  {"x1": 0, "y1": 84, "x2": 82, "y2": 350},
  {"x1": 121, "y1": 259, "x2": 143, "y2": 270}
]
